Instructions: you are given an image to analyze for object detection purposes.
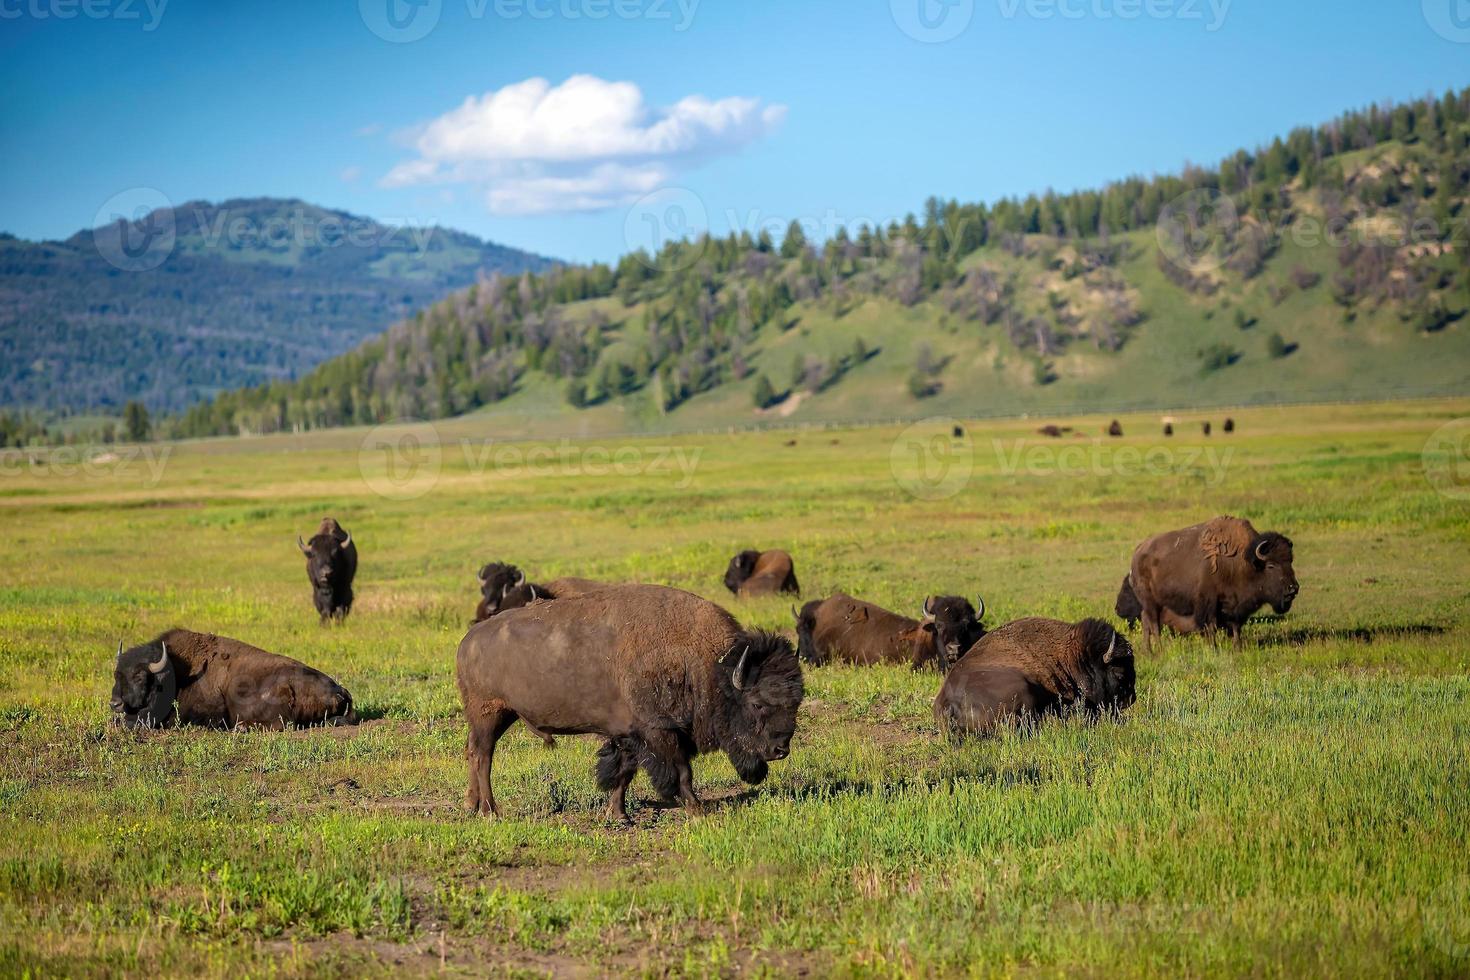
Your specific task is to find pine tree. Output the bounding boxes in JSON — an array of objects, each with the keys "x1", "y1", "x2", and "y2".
[
  {"x1": 123, "y1": 401, "x2": 150, "y2": 442},
  {"x1": 752, "y1": 374, "x2": 776, "y2": 409},
  {"x1": 779, "y1": 220, "x2": 807, "y2": 259}
]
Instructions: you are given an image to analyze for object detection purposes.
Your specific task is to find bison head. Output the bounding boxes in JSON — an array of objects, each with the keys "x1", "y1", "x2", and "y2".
[
  {"x1": 922, "y1": 595, "x2": 988, "y2": 671},
  {"x1": 476, "y1": 562, "x2": 526, "y2": 617},
  {"x1": 1076, "y1": 620, "x2": 1136, "y2": 714},
  {"x1": 717, "y1": 631, "x2": 804, "y2": 784},
  {"x1": 1249, "y1": 532, "x2": 1298, "y2": 614},
  {"x1": 110, "y1": 639, "x2": 177, "y2": 729},
  {"x1": 299, "y1": 528, "x2": 351, "y2": 600},
  {"x1": 723, "y1": 551, "x2": 760, "y2": 595}
]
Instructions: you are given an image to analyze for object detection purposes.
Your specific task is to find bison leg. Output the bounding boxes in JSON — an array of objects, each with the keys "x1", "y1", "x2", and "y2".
[
  {"x1": 465, "y1": 700, "x2": 518, "y2": 818},
  {"x1": 1139, "y1": 603, "x2": 1162, "y2": 654},
  {"x1": 595, "y1": 738, "x2": 639, "y2": 824},
  {"x1": 643, "y1": 730, "x2": 704, "y2": 815}
]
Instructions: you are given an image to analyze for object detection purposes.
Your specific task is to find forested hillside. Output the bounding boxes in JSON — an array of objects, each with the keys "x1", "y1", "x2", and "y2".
[
  {"x1": 162, "y1": 92, "x2": 1470, "y2": 435},
  {"x1": 0, "y1": 198, "x2": 551, "y2": 416}
]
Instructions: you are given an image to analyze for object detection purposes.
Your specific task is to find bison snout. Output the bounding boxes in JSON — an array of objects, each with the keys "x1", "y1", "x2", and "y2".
[{"x1": 768, "y1": 746, "x2": 789, "y2": 761}]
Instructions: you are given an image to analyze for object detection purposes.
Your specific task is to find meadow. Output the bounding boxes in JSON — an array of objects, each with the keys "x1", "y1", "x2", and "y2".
[{"x1": 1, "y1": 399, "x2": 1468, "y2": 977}]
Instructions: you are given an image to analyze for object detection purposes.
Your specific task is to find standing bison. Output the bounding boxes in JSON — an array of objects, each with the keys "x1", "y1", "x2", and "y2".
[
  {"x1": 724, "y1": 549, "x2": 800, "y2": 598},
  {"x1": 111, "y1": 629, "x2": 356, "y2": 730},
  {"x1": 298, "y1": 518, "x2": 356, "y2": 623},
  {"x1": 1124, "y1": 515, "x2": 1298, "y2": 650},
  {"x1": 795, "y1": 593, "x2": 986, "y2": 672},
  {"x1": 934, "y1": 618, "x2": 1134, "y2": 737},
  {"x1": 456, "y1": 585, "x2": 803, "y2": 822}
]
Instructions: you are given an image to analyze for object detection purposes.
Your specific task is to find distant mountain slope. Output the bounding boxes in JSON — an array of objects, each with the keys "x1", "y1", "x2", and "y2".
[
  {"x1": 0, "y1": 198, "x2": 553, "y2": 413},
  {"x1": 169, "y1": 89, "x2": 1470, "y2": 437}
]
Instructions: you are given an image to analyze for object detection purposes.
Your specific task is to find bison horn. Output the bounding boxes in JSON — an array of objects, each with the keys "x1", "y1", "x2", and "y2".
[
  {"x1": 732, "y1": 646, "x2": 751, "y2": 691},
  {"x1": 339, "y1": 530, "x2": 351, "y2": 550},
  {"x1": 477, "y1": 568, "x2": 489, "y2": 586},
  {"x1": 1254, "y1": 538, "x2": 1270, "y2": 563},
  {"x1": 116, "y1": 639, "x2": 124, "y2": 660},
  {"x1": 975, "y1": 596, "x2": 985, "y2": 621},
  {"x1": 921, "y1": 596, "x2": 935, "y2": 620},
  {"x1": 515, "y1": 571, "x2": 526, "y2": 589},
  {"x1": 297, "y1": 535, "x2": 311, "y2": 555},
  {"x1": 527, "y1": 585, "x2": 538, "y2": 601},
  {"x1": 1103, "y1": 630, "x2": 1117, "y2": 664},
  {"x1": 148, "y1": 642, "x2": 169, "y2": 675}
]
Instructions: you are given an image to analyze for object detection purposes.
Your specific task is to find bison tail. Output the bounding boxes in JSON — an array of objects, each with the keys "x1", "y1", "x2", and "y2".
[
  {"x1": 1114, "y1": 574, "x2": 1142, "y2": 628},
  {"x1": 794, "y1": 601, "x2": 822, "y2": 666}
]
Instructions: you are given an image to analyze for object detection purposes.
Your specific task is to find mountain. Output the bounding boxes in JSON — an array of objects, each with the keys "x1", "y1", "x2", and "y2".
[
  {"x1": 124, "y1": 91, "x2": 1470, "y2": 438},
  {"x1": 0, "y1": 198, "x2": 553, "y2": 414}
]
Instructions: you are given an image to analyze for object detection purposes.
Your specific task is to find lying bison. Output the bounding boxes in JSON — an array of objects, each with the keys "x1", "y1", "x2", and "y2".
[
  {"x1": 298, "y1": 518, "x2": 357, "y2": 623},
  {"x1": 724, "y1": 549, "x2": 800, "y2": 598},
  {"x1": 1125, "y1": 515, "x2": 1298, "y2": 650},
  {"x1": 934, "y1": 618, "x2": 1134, "y2": 738},
  {"x1": 795, "y1": 594, "x2": 986, "y2": 672},
  {"x1": 111, "y1": 629, "x2": 356, "y2": 730},
  {"x1": 456, "y1": 585, "x2": 803, "y2": 821}
]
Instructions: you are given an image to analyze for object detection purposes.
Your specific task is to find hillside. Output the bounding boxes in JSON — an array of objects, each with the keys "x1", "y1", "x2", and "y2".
[
  {"x1": 0, "y1": 198, "x2": 552, "y2": 415},
  {"x1": 164, "y1": 90, "x2": 1470, "y2": 438}
]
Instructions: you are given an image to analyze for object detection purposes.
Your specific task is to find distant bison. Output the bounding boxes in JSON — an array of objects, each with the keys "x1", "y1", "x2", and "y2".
[
  {"x1": 952, "y1": 424, "x2": 966, "y2": 439},
  {"x1": 1223, "y1": 417, "x2": 1235, "y2": 433},
  {"x1": 795, "y1": 593, "x2": 986, "y2": 672},
  {"x1": 1038, "y1": 425, "x2": 1065, "y2": 438},
  {"x1": 298, "y1": 518, "x2": 356, "y2": 623},
  {"x1": 111, "y1": 629, "x2": 356, "y2": 730},
  {"x1": 1202, "y1": 421, "x2": 1212, "y2": 436},
  {"x1": 724, "y1": 549, "x2": 800, "y2": 598},
  {"x1": 934, "y1": 618, "x2": 1134, "y2": 738},
  {"x1": 473, "y1": 563, "x2": 546, "y2": 623},
  {"x1": 1108, "y1": 420, "x2": 1123, "y2": 437},
  {"x1": 456, "y1": 585, "x2": 803, "y2": 821},
  {"x1": 1163, "y1": 423, "x2": 1174, "y2": 437},
  {"x1": 1125, "y1": 515, "x2": 1298, "y2": 650}
]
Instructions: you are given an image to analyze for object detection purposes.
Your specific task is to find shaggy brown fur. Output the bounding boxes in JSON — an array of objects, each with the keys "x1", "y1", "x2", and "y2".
[
  {"x1": 1127, "y1": 515, "x2": 1299, "y2": 651},
  {"x1": 934, "y1": 618, "x2": 1134, "y2": 737},
  {"x1": 794, "y1": 593, "x2": 984, "y2": 672},
  {"x1": 724, "y1": 549, "x2": 800, "y2": 598},
  {"x1": 456, "y1": 585, "x2": 803, "y2": 822},
  {"x1": 111, "y1": 629, "x2": 356, "y2": 730}
]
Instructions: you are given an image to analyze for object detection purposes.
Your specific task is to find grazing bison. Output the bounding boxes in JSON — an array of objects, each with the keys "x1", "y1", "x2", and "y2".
[
  {"x1": 1108, "y1": 420, "x2": 1123, "y2": 437},
  {"x1": 724, "y1": 549, "x2": 800, "y2": 598},
  {"x1": 794, "y1": 594, "x2": 986, "y2": 672},
  {"x1": 111, "y1": 629, "x2": 356, "y2": 730},
  {"x1": 1163, "y1": 423, "x2": 1174, "y2": 436},
  {"x1": 1114, "y1": 574, "x2": 1142, "y2": 629},
  {"x1": 1126, "y1": 515, "x2": 1299, "y2": 650},
  {"x1": 456, "y1": 585, "x2": 803, "y2": 821},
  {"x1": 934, "y1": 618, "x2": 1134, "y2": 738},
  {"x1": 1223, "y1": 417, "x2": 1235, "y2": 433},
  {"x1": 298, "y1": 518, "x2": 356, "y2": 623}
]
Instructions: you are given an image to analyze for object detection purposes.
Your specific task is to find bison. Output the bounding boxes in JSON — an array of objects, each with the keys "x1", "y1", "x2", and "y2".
[
  {"x1": 473, "y1": 566, "x2": 615, "y2": 623},
  {"x1": 934, "y1": 618, "x2": 1134, "y2": 738},
  {"x1": 1114, "y1": 574, "x2": 1142, "y2": 629},
  {"x1": 1202, "y1": 421, "x2": 1212, "y2": 436},
  {"x1": 1125, "y1": 515, "x2": 1298, "y2": 650},
  {"x1": 1108, "y1": 420, "x2": 1123, "y2": 437},
  {"x1": 1223, "y1": 417, "x2": 1235, "y2": 433},
  {"x1": 111, "y1": 629, "x2": 356, "y2": 730},
  {"x1": 794, "y1": 593, "x2": 986, "y2": 672},
  {"x1": 724, "y1": 549, "x2": 800, "y2": 598},
  {"x1": 952, "y1": 424, "x2": 966, "y2": 439},
  {"x1": 455, "y1": 585, "x2": 803, "y2": 822},
  {"x1": 298, "y1": 518, "x2": 356, "y2": 623},
  {"x1": 1163, "y1": 423, "x2": 1174, "y2": 437}
]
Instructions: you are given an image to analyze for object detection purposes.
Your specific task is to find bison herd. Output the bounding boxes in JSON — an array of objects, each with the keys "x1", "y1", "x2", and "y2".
[{"x1": 108, "y1": 503, "x2": 1299, "y2": 822}]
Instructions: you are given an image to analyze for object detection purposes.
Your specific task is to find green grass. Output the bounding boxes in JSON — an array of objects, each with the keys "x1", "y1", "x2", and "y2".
[{"x1": 2, "y1": 400, "x2": 1469, "y2": 976}]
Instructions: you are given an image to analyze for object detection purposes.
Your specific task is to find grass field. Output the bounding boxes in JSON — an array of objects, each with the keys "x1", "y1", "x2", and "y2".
[{"x1": 2, "y1": 399, "x2": 1468, "y2": 977}]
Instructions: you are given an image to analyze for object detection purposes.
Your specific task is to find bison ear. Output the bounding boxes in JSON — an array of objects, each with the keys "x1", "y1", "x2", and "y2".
[{"x1": 852, "y1": 606, "x2": 868, "y2": 623}]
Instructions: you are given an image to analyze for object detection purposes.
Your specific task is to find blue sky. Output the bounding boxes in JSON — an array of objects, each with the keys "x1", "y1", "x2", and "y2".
[{"x1": 2, "y1": 0, "x2": 1467, "y2": 263}]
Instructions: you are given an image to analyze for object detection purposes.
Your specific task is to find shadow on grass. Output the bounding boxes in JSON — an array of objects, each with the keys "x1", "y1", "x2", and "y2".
[{"x1": 1255, "y1": 622, "x2": 1448, "y2": 646}]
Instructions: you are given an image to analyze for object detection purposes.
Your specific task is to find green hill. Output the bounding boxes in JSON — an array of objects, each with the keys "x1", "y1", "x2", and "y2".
[
  {"x1": 0, "y1": 198, "x2": 552, "y2": 416},
  {"x1": 174, "y1": 89, "x2": 1470, "y2": 440}
]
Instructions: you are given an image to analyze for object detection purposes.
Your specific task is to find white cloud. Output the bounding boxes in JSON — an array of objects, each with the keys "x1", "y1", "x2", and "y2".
[
  {"x1": 339, "y1": 165, "x2": 362, "y2": 183},
  {"x1": 380, "y1": 75, "x2": 786, "y2": 215}
]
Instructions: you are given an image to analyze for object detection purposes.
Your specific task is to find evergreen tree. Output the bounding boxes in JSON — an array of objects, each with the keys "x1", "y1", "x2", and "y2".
[{"x1": 123, "y1": 401, "x2": 151, "y2": 442}]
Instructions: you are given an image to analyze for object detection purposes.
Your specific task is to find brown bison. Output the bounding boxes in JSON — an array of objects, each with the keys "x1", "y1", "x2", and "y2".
[
  {"x1": 456, "y1": 585, "x2": 803, "y2": 822},
  {"x1": 473, "y1": 566, "x2": 615, "y2": 623},
  {"x1": 724, "y1": 549, "x2": 799, "y2": 598},
  {"x1": 1223, "y1": 417, "x2": 1235, "y2": 433},
  {"x1": 297, "y1": 518, "x2": 356, "y2": 623},
  {"x1": 794, "y1": 594, "x2": 986, "y2": 672},
  {"x1": 1202, "y1": 421, "x2": 1212, "y2": 436},
  {"x1": 1163, "y1": 423, "x2": 1174, "y2": 436},
  {"x1": 1038, "y1": 425, "x2": 1064, "y2": 438},
  {"x1": 111, "y1": 629, "x2": 356, "y2": 730},
  {"x1": 1124, "y1": 515, "x2": 1299, "y2": 650},
  {"x1": 1108, "y1": 420, "x2": 1123, "y2": 437},
  {"x1": 934, "y1": 618, "x2": 1134, "y2": 738}
]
